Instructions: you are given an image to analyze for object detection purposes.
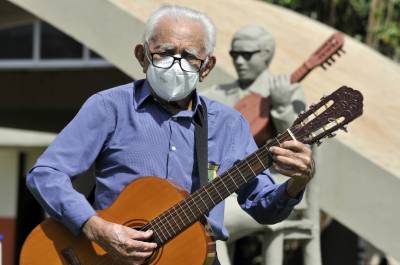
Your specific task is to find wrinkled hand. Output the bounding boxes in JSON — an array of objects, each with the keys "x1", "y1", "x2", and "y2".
[
  {"x1": 83, "y1": 216, "x2": 157, "y2": 265},
  {"x1": 268, "y1": 74, "x2": 293, "y2": 107},
  {"x1": 269, "y1": 140, "x2": 314, "y2": 197}
]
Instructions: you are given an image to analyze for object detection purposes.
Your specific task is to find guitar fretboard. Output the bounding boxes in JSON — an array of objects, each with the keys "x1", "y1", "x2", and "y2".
[
  {"x1": 290, "y1": 63, "x2": 311, "y2": 83},
  {"x1": 144, "y1": 130, "x2": 295, "y2": 245}
]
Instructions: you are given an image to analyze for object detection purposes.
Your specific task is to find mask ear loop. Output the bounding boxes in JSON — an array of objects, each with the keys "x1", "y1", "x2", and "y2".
[
  {"x1": 143, "y1": 43, "x2": 153, "y2": 64},
  {"x1": 199, "y1": 56, "x2": 209, "y2": 72}
]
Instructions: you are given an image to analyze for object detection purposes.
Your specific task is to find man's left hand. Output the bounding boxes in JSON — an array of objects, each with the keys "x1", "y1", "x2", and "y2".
[{"x1": 269, "y1": 140, "x2": 314, "y2": 197}]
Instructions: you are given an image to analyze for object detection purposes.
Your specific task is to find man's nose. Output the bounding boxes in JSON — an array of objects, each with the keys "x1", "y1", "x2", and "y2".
[{"x1": 234, "y1": 54, "x2": 247, "y2": 65}]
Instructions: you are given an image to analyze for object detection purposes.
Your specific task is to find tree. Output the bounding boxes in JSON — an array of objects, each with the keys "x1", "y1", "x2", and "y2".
[{"x1": 262, "y1": 0, "x2": 400, "y2": 62}]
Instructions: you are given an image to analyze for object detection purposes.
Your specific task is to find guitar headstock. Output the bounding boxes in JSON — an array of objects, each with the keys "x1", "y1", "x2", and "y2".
[
  {"x1": 308, "y1": 32, "x2": 345, "y2": 70},
  {"x1": 291, "y1": 86, "x2": 363, "y2": 145}
]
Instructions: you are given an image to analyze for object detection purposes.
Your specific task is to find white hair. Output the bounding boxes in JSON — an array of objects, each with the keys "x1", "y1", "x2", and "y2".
[
  {"x1": 232, "y1": 25, "x2": 276, "y2": 64},
  {"x1": 143, "y1": 5, "x2": 216, "y2": 55}
]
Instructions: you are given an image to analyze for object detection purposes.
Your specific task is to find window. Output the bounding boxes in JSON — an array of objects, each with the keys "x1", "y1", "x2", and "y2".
[
  {"x1": 40, "y1": 22, "x2": 82, "y2": 59},
  {"x1": 0, "y1": 20, "x2": 110, "y2": 69},
  {"x1": 0, "y1": 24, "x2": 33, "y2": 59}
]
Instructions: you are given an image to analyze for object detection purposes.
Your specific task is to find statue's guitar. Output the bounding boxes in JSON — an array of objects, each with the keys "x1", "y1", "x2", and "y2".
[
  {"x1": 235, "y1": 32, "x2": 345, "y2": 146},
  {"x1": 20, "y1": 86, "x2": 362, "y2": 265}
]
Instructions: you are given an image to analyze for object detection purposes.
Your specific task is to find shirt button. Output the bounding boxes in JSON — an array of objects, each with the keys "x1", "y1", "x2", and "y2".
[{"x1": 171, "y1": 146, "x2": 176, "y2": 151}]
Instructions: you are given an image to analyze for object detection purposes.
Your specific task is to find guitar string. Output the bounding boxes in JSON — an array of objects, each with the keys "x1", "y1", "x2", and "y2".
[
  {"x1": 93, "y1": 129, "x2": 299, "y2": 265},
  {"x1": 134, "y1": 145, "x2": 272, "y2": 243},
  {"x1": 154, "y1": 129, "x2": 297, "y2": 245},
  {"x1": 142, "y1": 137, "x2": 279, "y2": 242},
  {"x1": 141, "y1": 130, "x2": 295, "y2": 243}
]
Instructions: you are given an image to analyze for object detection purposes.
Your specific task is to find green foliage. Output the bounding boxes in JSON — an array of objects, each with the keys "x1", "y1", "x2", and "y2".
[{"x1": 262, "y1": 0, "x2": 400, "y2": 62}]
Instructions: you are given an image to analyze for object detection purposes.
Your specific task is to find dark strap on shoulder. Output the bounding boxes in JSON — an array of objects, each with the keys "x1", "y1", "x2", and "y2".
[{"x1": 194, "y1": 97, "x2": 208, "y2": 189}]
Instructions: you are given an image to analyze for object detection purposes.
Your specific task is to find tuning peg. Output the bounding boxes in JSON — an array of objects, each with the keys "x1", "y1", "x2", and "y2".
[
  {"x1": 316, "y1": 140, "x2": 322, "y2": 146},
  {"x1": 326, "y1": 61, "x2": 332, "y2": 66},
  {"x1": 328, "y1": 132, "x2": 337, "y2": 138},
  {"x1": 339, "y1": 48, "x2": 346, "y2": 54},
  {"x1": 329, "y1": 57, "x2": 336, "y2": 62},
  {"x1": 341, "y1": 126, "x2": 348, "y2": 132},
  {"x1": 321, "y1": 64, "x2": 327, "y2": 70}
]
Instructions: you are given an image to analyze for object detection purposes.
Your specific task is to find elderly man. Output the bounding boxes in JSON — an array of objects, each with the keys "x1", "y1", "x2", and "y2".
[{"x1": 26, "y1": 5, "x2": 313, "y2": 265}]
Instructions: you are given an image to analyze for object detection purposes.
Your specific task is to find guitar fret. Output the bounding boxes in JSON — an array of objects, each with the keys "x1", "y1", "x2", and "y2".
[
  {"x1": 151, "y1": 220, "x2": 167, "y2": 243},
  {"x1": 170, "y1": 207, "x2": 183, "y2": 230},
  {"x1": 164, "y1": 213, "x2": 177, "y2": 240},
  {"x1": 219, "y1": 177, "x2": 231, "y2": 194},
  {"x1": 235, "y1": 165, "x2": 247, "y2": 183},
  {"x1": 178, "y1": 202, "x2": 192, "y2": 224},
  {"x1": 183, "y1": 199, "x2": 197, "y2": 218},
  {"x1": 227, "y1": 171, "x2": 240, "y2": 189},
  {"x1": 198, "y1": 192, "x2": 210, "y2": 210},
  {"x1": 166, "y1": 212, "x2": 180, "y2": 239},
  {"x1": 149, "y1": 223, "x2": 162, "y2": 245},
  {"x1": 156, "y1": 214, "x2": 173, "y2": 240},
  {"x1": 188, "y1": 196, "x2": 203, "y2": 215},
  {"x1": 245, "y1": 159, "x2": 257, "y2": 176},
  {"x1": 203, "y1": 188, "x2": 216, "y2": 205},
  {"x1": 211, "y1": 182, "x2": 223, "y2": 200},
  {"x1": 255, "y1": 152, "x2": 267, "y2": 169}
]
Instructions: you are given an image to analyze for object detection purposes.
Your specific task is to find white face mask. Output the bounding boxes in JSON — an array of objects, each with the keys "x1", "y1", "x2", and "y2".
[{"x1": 146, "y1": 61, "x2": 200, "y2": 102}]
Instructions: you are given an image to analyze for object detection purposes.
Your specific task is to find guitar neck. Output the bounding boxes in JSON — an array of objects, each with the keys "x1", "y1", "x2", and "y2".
[
  {"x1": 148, "y1": 130, "x2": 295, "y2": 245},
  {"x1": 290, "y1": 62, "x2": 312, "y2": 83},
  {"x1": 290, "y1": 32, "x2": 345, "y2": 84}
]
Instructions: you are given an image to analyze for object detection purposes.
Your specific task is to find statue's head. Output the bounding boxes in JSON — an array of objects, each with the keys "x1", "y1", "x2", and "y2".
[{"x1": 230, "y1": 25, "x2": 275, "y2": 86}]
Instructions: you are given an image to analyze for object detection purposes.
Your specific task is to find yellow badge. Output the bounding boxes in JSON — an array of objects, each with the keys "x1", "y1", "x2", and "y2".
[{"x1": 207, "y1": 162, "x2": 220, "y2": 182}]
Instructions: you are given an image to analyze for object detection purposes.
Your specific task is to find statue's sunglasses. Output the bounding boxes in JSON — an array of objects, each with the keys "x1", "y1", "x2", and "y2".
[{"x1": 229, "y1": 50, "x2": 263, "y2": 60}]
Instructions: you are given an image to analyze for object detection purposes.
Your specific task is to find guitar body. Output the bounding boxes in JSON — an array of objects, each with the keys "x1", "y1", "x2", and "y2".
[
  {"x1": 234, "y1": 93, "x2": 276, "y2": 146},
  {"x1": 20, "y1": 177, "x2": 216, "y2": 265}
]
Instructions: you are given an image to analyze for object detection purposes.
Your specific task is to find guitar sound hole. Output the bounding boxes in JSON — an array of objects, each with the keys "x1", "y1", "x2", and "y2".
[{"x1": 123, "y1": 219, "x2": 162, "y2": 265}]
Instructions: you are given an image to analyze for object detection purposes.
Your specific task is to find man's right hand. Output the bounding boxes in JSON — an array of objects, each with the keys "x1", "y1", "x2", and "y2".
[
  {"x1": 268, "y1": 74, "x2": 294, "y2": 108},
  {"x1": 82, "y1": 215, "x2": 157, "y2": 265}
]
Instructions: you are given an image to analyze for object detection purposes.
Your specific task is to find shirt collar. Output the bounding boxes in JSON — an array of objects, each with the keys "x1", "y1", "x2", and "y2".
[
  {"x1": 133, "y1": 79, "x2": 152, "y2": 110},
  {"x1": 133, "y1": 79, "x2": 203, "y2": 119}
]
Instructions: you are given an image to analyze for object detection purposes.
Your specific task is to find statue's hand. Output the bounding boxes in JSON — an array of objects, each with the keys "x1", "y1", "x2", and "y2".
[{"x1": 268, "y1": 74, "x2": 293, "y2": 107}]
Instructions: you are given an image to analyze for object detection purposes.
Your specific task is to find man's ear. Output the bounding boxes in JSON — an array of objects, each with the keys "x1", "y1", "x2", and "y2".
[
  {"x1": 199, "y1": 56, "x2": 216, "y2": 82},
  {"x1": 134, "y1": 44, "x2": 148, "y2": 73}
]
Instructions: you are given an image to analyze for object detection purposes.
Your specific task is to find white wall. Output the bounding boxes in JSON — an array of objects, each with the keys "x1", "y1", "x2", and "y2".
[{"x1": 316, "y1": 139, "x2": 400, "y2": 261}]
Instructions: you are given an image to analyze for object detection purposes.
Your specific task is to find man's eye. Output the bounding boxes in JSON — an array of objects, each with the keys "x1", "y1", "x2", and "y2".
[
  {"x1": 184, "y1": 54, "x2": 197, "y2": 60},
  {"x1": 152, "y1": 53, "x2": 169, "y2": 60}
]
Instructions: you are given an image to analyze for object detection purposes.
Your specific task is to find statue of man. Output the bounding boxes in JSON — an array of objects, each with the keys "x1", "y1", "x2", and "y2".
[
  {"x1": 201, "y1": 25, "x2": 308, "y2": 264},
  {"x1": 202, "y1": 25, "x2": 306, "y2": 133}
]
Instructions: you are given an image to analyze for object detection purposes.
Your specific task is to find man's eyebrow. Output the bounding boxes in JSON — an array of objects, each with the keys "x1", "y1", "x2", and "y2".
[
  {"x1": 153, "y1": 43, "x2": 175, "y2": 52},
  {"x1": 183, "y1": 47, "x2": 200, "y2": 57},
  {"x1": 152, "y1": 43, "x2": 201, "y2": 57}
]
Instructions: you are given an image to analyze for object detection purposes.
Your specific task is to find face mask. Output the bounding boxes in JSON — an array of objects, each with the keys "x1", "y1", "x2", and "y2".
[{"x1": 146, "y1": 61, "x2": 200, "y2": 102}]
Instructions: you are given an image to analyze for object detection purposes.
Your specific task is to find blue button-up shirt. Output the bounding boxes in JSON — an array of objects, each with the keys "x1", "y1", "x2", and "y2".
[{"x1": 27, "y1": 80, "x2": 301, "y2": 240}]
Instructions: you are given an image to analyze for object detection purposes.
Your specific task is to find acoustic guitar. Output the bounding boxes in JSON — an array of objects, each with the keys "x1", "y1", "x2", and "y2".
[
  {"x1": 235, "y1": 32, "x2": 345, "y2": 146},
  {"x1": 20, "y1": 86, "x2": 363, "y2": 265}
]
